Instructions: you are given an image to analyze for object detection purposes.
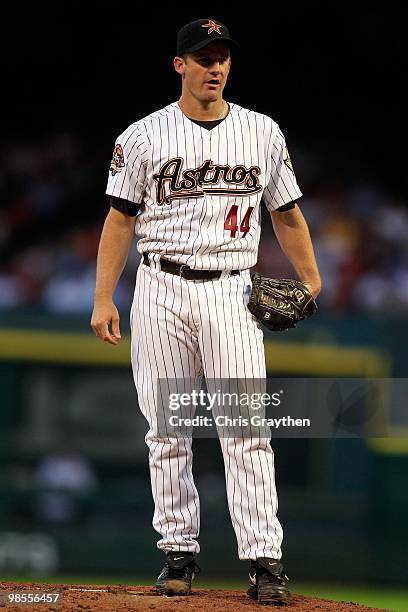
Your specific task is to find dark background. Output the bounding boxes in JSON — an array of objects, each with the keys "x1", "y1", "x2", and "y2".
[{"x1": 6, "y1": 8, "x2": 405, "y2": 195}]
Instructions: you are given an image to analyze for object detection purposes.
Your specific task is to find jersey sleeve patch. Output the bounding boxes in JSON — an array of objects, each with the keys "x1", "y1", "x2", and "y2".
[
  {"x1": 283, "y1": 147, "x2": 294, "y2": 173},
  {"x1": 110, "y1": 144, "x2": 126, "y2": 176}
]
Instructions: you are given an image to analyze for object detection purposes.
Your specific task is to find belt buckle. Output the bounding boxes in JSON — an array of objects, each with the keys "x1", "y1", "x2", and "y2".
[{"x1": 179, "y1": 264, "x2": 189, "y2": 279}]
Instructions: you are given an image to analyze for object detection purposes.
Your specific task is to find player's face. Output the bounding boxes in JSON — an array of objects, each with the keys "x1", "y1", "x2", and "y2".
[{"x1": 177, "y1": 42, "x2": 231, "y2": 103}]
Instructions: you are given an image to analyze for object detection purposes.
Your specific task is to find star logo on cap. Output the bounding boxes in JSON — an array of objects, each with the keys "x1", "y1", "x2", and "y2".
[{"x1": 202, "y1": 19, "x2": 222, "y2": 35}]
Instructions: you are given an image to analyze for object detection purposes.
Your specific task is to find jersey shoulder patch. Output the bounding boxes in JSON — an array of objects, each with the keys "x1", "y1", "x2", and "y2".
[
  {"x1": 284, "y1": 147, "x2": 294, "y2": 173},
  {"x1": 110, "y1": 144, "x2": 125, "y2": 176}
]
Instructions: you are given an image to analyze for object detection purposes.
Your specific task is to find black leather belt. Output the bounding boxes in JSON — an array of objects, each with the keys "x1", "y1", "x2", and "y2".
[{"x1": 143, "y1": 252, "x2": 240, "y2": 281}]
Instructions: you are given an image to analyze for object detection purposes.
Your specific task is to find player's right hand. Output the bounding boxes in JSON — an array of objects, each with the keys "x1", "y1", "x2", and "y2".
[{"x1": 91, "y1": 298, "x2": 121, "y2": 345}]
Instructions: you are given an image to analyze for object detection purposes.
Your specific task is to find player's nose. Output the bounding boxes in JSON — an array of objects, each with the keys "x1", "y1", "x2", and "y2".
[{"x1": 209, "y1": 62, "x2": 222, "y2": 74}]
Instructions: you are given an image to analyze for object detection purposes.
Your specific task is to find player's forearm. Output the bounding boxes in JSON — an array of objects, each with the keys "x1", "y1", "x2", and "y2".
[
  {"x1": 270, "y1": 205, "x2": 321, "y2": 296},
  {"x1": 94, "y1": 208, "x2": 135, "y2": 299}
]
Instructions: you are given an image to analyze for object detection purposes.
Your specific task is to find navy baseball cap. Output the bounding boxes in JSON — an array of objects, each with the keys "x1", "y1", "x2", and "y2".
[{"x1": 177, "y1": 19, "x2": 239, "y2": 56}]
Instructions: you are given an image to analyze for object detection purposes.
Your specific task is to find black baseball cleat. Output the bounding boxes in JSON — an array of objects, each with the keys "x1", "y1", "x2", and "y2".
[
  {"x1": 155, "y1": 551, "x2": 200, "y2": 596},
  {"x1": 247, "y1": 558, "x2": 291, "y2": 605}
]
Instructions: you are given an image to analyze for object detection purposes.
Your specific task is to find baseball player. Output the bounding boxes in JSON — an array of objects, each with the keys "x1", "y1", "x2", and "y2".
[{"x1": 91, "y1": 18, "x2": 321, "y2": 605}]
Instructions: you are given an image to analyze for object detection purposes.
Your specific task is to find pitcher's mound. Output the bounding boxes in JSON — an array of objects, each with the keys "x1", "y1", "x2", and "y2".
[{"x1": 0, "y1": 582, "x2": 385, "y2": 611}]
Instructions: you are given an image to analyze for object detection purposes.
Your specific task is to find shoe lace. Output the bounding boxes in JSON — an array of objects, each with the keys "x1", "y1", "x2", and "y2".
[
  {"x1": 166, "y1": 566, "x2": 185, "y2": 579},
  {"x1": 166, "y1": 561, "x2": 200, "y2": 579},
  {"x1": 264, "y1": 570, "x2": 288, "y2": 585}
]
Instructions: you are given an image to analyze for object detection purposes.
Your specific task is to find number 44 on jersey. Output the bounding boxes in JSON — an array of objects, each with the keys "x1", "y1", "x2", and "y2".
[{"x1": 224, "y1": 205, "x2": 254, "y2": 238}]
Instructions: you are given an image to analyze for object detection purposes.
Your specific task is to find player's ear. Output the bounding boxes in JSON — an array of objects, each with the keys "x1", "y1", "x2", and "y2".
[{"x1": 173, "y1": 56, "x2": 186, "y2": 76}]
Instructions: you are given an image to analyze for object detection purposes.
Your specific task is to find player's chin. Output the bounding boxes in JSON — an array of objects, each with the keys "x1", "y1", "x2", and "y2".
[{"x1": 202, "y1": 90, "x2": 221, "y2": 103}]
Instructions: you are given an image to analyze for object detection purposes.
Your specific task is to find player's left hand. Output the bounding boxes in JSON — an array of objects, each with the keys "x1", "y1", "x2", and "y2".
[
  {"x1": 301, "y1": 281, "x2": 321, "y2": 299},
  {"x1": 247, "y1": 274, "x2": 318, "y2": 332}
]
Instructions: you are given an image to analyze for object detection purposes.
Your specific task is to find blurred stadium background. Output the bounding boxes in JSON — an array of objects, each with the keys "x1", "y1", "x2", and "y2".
[{"x1": 1, "y1": 8, "x2": 407, "y2": 610}]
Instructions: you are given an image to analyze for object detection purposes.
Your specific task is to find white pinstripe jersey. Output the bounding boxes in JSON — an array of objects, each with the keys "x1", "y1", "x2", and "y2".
[{"x1": 106, "y1": 101, "x2": 302, "y2": 270}]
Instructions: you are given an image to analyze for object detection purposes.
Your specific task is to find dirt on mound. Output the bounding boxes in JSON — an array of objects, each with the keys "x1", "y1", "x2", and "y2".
[{"x1": 0, "y1": 582, "x2": 387, "y2": 611}]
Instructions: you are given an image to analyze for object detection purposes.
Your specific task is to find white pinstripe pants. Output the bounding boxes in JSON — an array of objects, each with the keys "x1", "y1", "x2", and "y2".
[{"x1": 130, "y1": 259, "x2": 283, "y2": 560}]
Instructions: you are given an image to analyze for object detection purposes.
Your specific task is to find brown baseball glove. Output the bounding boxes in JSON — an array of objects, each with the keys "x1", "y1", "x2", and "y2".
[{"x1": 247, "y1": 273, "x2": 318, "y2": 332}]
